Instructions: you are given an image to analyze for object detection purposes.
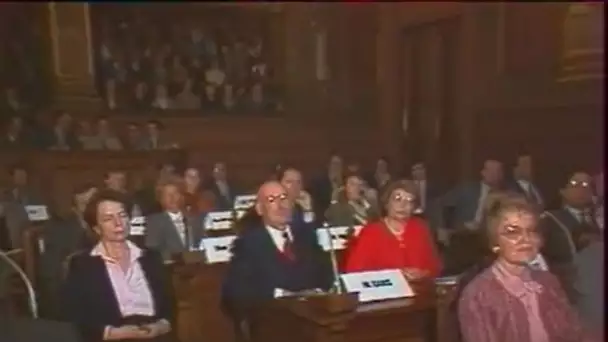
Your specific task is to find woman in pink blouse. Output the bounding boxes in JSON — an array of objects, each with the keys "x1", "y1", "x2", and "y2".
[
  {"x1": 62, "y1": 190, "x2": 175, "y2": 342},
  {"x1": 458, "y1": 194, "x2": 598, "y2": 342}
]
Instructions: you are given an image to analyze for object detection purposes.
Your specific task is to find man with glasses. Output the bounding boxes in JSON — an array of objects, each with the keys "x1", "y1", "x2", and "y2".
[
  {"x1": 221, "y1": 181, "x2": 333, "y2": 340},
  {"x1": 540, "y1": 171, "x2": 601, "y2": 302}
]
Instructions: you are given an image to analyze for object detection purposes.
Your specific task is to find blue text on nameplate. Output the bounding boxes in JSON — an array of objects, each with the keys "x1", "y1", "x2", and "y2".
[{"x1": 340, "y1": 269, "x2": 414, "y2": 302}]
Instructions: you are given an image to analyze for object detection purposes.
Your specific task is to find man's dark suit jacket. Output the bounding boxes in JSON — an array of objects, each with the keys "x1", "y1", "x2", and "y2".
[
  {"x1": 62, "y1": 248, "x2": 175, "y2": 342},
  {"x1": 205, "y1": 180, "x2": 238, "y2": 210},
  {"x1": 428, "y1": 182, "x2": 484, "y2": 230},
  {"x1": 221, "y1": 221, "x2": 333, "y2": 319},
  {"x1": 310, "y1": 175, "x2": 333, "y2": 221}
]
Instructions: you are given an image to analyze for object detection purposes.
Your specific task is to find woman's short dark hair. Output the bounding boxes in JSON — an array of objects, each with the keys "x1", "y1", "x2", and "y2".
[
  {"x1": 379, "y1": 179, "x2": 418, "y2": 216},
  {"x1": 83, "y1": 189, "x2": 128, "y2": 230},
  {"x1": 342, "y1": 170, "x2": 364, "y2": 186},
  {"x1": 276, "y1": 165, "x2": 300, "y2": 182}
]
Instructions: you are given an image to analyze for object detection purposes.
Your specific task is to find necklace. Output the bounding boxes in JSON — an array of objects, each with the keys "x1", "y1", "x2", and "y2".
[{"x1": 384, "y1": 218, "x2": 406, "y2": 248}]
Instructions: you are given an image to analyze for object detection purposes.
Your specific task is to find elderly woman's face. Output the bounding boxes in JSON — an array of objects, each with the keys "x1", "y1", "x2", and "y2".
[
  {"x1": 345, "y1": 176, "x2": 363, "y2": 201},
  {"x1": 495, "y1": 211, "x2": 541, "y2": 265},
  {"x1": 95, "y1": 200, "x2": 129, "y2": 242},
  {"x1": 386, "y1": 188, "x2": 415, "y2": 220}
]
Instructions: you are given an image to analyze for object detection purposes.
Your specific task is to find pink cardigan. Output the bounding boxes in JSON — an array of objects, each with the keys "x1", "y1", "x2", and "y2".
[{"x1": 458, "y1": 263, "x2": 598, "y2": 342}]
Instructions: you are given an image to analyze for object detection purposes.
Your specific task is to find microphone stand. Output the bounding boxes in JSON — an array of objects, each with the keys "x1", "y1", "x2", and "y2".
[
  {"x1": 0, "y1": 249, "x2": 38, "y2": 318},
  {"x1": 323, "y1": 223, "x2": 343, "y2": 294}
]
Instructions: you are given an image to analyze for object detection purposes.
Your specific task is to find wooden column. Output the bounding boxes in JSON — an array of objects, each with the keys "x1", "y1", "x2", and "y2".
[{"x1": 47, "y1": 2, "x2": 102, "y2": 110}]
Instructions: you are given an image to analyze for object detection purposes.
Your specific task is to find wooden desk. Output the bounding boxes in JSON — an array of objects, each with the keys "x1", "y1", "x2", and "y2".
[{"x1": 248, "y1": 287, "x2": 437, "y2": 342}]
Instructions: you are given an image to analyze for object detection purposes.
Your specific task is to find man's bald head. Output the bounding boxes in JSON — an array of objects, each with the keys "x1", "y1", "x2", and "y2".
[
  {"x1": 256, "y1": 181, "x2": 292, "y2": 229},
  {"x1": 481, "y1": 159, "x2": 504, "y2": 188}
]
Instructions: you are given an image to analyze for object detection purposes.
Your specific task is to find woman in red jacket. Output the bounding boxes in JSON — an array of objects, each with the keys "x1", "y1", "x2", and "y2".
[{"x1": 344, "y1": 180, "x2": 441, "y2": 280}]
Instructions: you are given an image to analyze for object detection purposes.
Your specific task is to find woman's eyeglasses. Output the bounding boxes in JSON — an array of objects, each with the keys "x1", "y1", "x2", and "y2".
[
  {"x1": 392, "y1": 194, "x2": 415, "y2": 203},
  {"x1": 499, "y1": 224, "x2": 541, "y2": 242}
]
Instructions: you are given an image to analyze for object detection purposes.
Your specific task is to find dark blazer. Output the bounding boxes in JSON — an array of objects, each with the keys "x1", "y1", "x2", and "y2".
[
  {"x1": 310, "y1": 175, "x2": 334, "y2": 220},
  {"x1": 221, "y1": 221, "x2": 333, "y2": 319},
  {"x1": 508, "y1": 179, "x2": 544, "y2": 207},
  {"x1": 429, "y1": 182, "x2": 484, "y2": 230},
  {"x1": 206, "y1": 180, "x2": 237, "y2": 210},
  {"x1": 62, "y1": 248, "x2": 175, "y2": 342}
]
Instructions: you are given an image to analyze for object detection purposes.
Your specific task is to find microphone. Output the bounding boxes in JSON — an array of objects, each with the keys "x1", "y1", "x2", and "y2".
[
  {"x1": 322, "y1": 223, "x2": 343, "y2": 294},
  {"x1": 0, "y1": 248, "x2": 38, "y2": 318}
]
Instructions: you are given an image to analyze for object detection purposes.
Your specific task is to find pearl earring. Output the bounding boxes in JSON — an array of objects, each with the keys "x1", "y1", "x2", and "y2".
[{"x1": 492, "y1": 246, "x2": 500, "y2": 253}]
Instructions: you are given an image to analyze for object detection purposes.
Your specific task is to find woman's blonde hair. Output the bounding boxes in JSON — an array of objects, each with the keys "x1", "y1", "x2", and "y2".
[{"x1": 484, "y1": 192, "x2": 541, "y2": 247}]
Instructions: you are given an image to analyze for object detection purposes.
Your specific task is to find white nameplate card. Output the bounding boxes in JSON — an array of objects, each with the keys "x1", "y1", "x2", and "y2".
[
  {"x1": 233, "y1": 194, "x2": 256, "y2": 211},
  {"x1": 204, "y1": 211, "x2": 234, "y2": 230},
  {"x1": 235, "y1": 210, "x2": 247, "y2": 220},
  {"x1": 316, "y1": 225, "x2": 363, "y2": 251},
  {"x1": 201, "y1": 235, "x2": 237, "y2": 264},
  {"x1": 341, "y1": 269, "x2": 414, "y2": 303},
  {"x1": 303, "y1": 211, "x2": 315, "y2": 223},
  {"x1": 25, "y1": 205, "x2": 49, "y2": 221},
  {"x1": 130, "y1": 216, "x2": 146, "y2": 236}
]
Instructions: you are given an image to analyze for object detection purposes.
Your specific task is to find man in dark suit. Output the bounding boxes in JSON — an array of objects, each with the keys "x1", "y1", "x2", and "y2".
[
  {"x1": 38, "y1": 184, "x2": 98, "y2": 319},
  {"x1": 429, "y1": 159, "x2": 505, "y2": 274},
  {"x1": 310, "y1": 154, "x2": 344, "y2": 220},
  {"x1": 508, "y1": 154, "x2": 544, "y2": 209},
  {"x1": 206, "y1": 161, "x2": 238, "y2": 210},
  {"x1": 430, "y1": 159, "x2": 505, "y2": 242},
  {"x1": 540, "y1": 171, "x2": 600, "y2": 302},
  {"x1": 222, "y1": 181, "x2": 333, "y2": 337},
  {"x1": 144, "y1": 178, "x2": 204, "y2": 259},
  {"x1": 410, "y1": 162, "x2": 438, "y2": 216}
]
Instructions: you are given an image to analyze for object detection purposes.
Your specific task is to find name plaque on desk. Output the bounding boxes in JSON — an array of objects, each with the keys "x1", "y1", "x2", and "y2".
[
  {"x1": 341, "y1": 269, "x2": 414, "y2": 302},
  {"x1": 204, "y1": 211, "x2": 234, "y2": 231},
  {"x1": 316, "y1": 225, "x2": 363, "y2": 251},
  {"x1": 201, "y1": 235, "x2": 237, "y2": 263},
  {"x1": 130, "y1": 216, "x2": 146, "y2": 236},
  {"x1": 25, "y1": 205, "x2": 49, "y2": 221},
  {"x1": 233, "y1": 194, "x2": 256, "y2": 211}
]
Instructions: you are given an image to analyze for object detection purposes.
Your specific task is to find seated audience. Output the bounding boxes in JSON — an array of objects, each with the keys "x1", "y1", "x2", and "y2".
[
  {"x1": 46, "y1": 111, "x2": 79, "y2": 151},
  {"x1": 368, "y1": 156, "x2": 392, "y2": 192},
  {"x1": 458, "y1": 194, "x2": 597, "y2": 342},
  {"x1": 325, "y1": 171, "x2": 379, "y2": 227},
  {"x1": 62, "y1": 190, "x2": 175, "y2": 342},
  {"x1": 124, "y1": 122, "x2": 147, "y2": 151},
  {"x1": 278, "y1": 166, "x2": 315, "y2": 225},
  {"x1": 76, "y1": 120, "x2": 99, "y2": 150},
  {"x1": 310, "y1": 154, "x2": 344, "y2": 219},
  {"x1": 144, "y1": 177, "x2": 204, "y2": 258},
  {"x1": 1, "y1": 165, "x2": 46, "y2": 248},
  {"x1": 91, "y1": 117, "x2": 123, "y2": 150},
  {"x1": 410, "y1": 162, "x2": 438, "y2": 215},
  {"x1": 182, "y1": 166, "x2": 216, "y2": 215},
  {"x1": 206, "y1": 161, "x2": 238, "y2": 210},
  {"x1": 0, "y1": 116, "x2": 28, "y2": 149},
  {"x1": 221, "y1": 181, "x2": 332, "y2": 328},
  {"x1": 540, "y1": 171, "x2": 601, "y2": 301},
  {"x1": 592, "y1": 171, "x2": 603, "y2": 230},
  {"x1": 430, "y1": 159, "x2": 505, "y2": 245},
  {"x1": 573, "y1": 240, "x2": 604, "y2": 340},
  {"x1": 344, "y1": 180, "x2": 441, "y2": 280},
  {"x1": 39, "y1": 183, "x2": 98, "y2": 319},
  {"x1": 508, "y1": 154, "x2": 544, "y2": 208},
  {"x1": 141, "y1": 120, "x2": 176, "y2": 150}
]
